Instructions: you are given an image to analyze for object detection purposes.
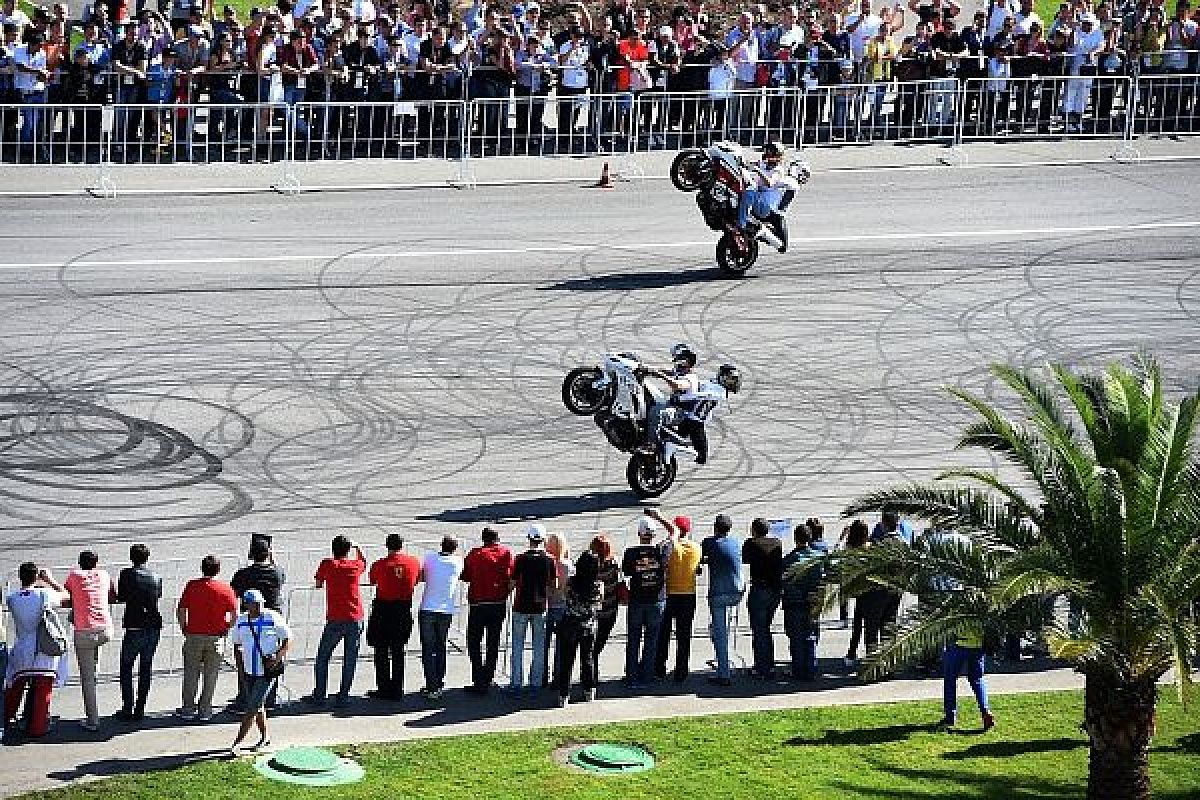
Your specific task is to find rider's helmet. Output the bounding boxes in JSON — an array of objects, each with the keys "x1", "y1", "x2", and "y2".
[
  {"x1": 716, "y1": 364, "x2": 741, "y2": 394},
  {"x1": 762, "y1": 140, "x2": 786, "y2": 166},
  {"x1": 670, "y1": 343, "x2": 698, "y2": 370}
]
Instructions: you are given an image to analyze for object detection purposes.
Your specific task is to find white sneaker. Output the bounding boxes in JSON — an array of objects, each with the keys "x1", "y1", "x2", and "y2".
[
  {"x1": 843, "y1": 657, "x2": 856, "y2": 668},
  {"x1": 557, "y1": 695, "x2": 569, "y2": 708}
]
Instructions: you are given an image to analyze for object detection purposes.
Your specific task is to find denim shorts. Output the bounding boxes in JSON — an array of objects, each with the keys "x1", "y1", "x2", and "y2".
[{"x1": 246, "y1": 674, "x2": 278, "y2": 711}]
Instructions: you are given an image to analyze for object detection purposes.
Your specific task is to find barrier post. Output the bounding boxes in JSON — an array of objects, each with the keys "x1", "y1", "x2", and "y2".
[
  {"x1": 278, "y1": 97, "x2": 301, "y2": 195},
  {"x1": 94, "y1": 103, "x2": 118, "y2": 197}
]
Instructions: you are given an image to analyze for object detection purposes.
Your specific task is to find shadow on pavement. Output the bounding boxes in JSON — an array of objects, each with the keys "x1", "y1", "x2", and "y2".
[
  {"x1": 419, "y1": 490, "x2": 643, "y2": 524},
  {"x1": 537, "y1": 268, "x2": 741, "y2": 293}
]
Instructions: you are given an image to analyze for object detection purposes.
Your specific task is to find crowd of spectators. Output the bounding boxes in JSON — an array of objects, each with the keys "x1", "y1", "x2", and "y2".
[
  {"x1": 0, "y1": 0, "x2": 1198, "y2": 161},
  {"x1": 1, "y1": 506, "x2": 1003, "y2": 752}
]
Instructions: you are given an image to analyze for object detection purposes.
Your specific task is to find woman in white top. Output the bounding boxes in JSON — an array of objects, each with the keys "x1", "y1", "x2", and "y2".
[
  {"x1": 542, "y1": 532, "x2": 573, "y2": 687},
  {"x1": 4, "y1": 562, "x2": 69, "y2": 737}
]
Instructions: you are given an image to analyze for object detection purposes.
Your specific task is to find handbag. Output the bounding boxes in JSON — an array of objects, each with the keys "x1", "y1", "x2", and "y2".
[
  {"x1": 36, "y1": 592, "x2": 69, "y2": 658},
  {"x1": 250, "y1": 616, "x2": 286, "y2": 680}
]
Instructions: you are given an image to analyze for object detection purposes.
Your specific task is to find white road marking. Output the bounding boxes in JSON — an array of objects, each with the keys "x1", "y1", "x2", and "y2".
[{"x1": 0, "y1": 219, "x2": 1195, "y2": 271}]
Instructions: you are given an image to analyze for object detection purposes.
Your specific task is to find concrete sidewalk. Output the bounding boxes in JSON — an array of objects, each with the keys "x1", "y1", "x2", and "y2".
[
  {"x1": 0, "y1": 620, "x2": 1083, "y2": 798},
  {"x1": 0, "y1": 136, "x2": 1197, "y2": 196}
]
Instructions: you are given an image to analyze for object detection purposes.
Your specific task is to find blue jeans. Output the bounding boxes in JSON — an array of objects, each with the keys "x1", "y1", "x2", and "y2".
[
  {"x1": 737, "y1": 186, "x2": 786, "y2": 229},
  {"x1": 313, "y1": 620, "x2": 363, "y2": 700},
  {"x1": 943, "y1": 641, "x2": 989, "y2": 720},
  {"x1": 625, "y1": 600, "x2": 665, "y2": 683},
  {"x1": 508, "y1": 611, "x2": 546, "y2": 689},
  {"x1": 284, "y1": 84, "x2": 309, "y2": 136},
  {"x1": 782, "y1": 603, "x2": 818, "y2": 680},
  {"x1": 119, "y1": 628, "x2": 161, "y2": 713},
  {"x1": 708, "y1": 594, "x2": 741, "y2": 679},
  {"x1": 418, "y1": 610, "x2": 453, "y2": 691},
  {"x1": 20, "y1": 90, "x2": 45, "y2": 143},
  {"x1": 747, "y1": 585, "x2": 781, "y2": 676}
]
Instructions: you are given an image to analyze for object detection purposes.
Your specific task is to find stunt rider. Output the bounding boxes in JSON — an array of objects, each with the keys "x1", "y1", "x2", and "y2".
[
  {"x1": 674, "y1": 364, "x2": 741, "y2": 464},
  {"x1": 644, "y1": 343, "x2": 702, "y2": 457},
  {"x1": 736, "y1": 140, "x2": 793, "y2": 253}
]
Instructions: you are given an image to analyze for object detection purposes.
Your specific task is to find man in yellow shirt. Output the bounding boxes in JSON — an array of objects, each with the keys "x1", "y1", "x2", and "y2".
[
  {"x1": 865, "y1": 23, "x2": 897, "y2": 126},
  {"x1": 649, "y1": 508, "x2": 702, "y2": 683}
]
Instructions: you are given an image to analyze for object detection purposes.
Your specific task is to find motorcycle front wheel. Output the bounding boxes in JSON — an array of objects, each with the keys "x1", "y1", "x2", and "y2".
[
  {"x1": 626, "y1": 452, "x2": 678, "y2": 499},
  {"x1": 561, "y1": 367, "x2": 609, "y2": 415},
  {"x1": 716, "y1": 233, "x2": 760, "y2": 277},
  {"x1": 669, "y1": 149, "x2": 714, "y2": 192}
]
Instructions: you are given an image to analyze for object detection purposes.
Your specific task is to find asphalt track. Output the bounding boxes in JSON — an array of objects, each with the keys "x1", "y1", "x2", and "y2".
[{"x1": 1, "y1": 161, "x2": 1199, "y2": 568}]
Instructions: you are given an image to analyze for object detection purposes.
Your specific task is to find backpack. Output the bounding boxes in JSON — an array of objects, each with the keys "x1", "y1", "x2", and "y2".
[{"x1": 37, "y1": 593, "x2": 69, "y2": 657}]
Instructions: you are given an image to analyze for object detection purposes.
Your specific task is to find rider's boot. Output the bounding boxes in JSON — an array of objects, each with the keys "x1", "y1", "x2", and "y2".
[{"x1": 768, "y1": 212, "x2": 788, "y2": 254}]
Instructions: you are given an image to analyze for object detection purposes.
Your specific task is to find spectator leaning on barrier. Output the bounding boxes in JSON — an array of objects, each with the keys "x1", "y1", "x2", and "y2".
[
  {"x1": 555, "y1": 541, "x2": 605, "y2": 707},
  {"x1": 460, "y1": 527, "x2": 514, "y2": 694},
  {"x1": 742, "y1": 518, "x2": 783, "y2": 679},
  {"x1": 701, "y1": 513, "x2": 744, "y2": 686},
  {"x1": 417, "y1": 536, "x2": 463, "y2": 701},
  {"x1": 63, "y1": 550, "x2": 115, "y2": 733},
  {"x1": 590, "y1": 533, "x2": 621, "y2": 669},
  {"x1": 230, "y1": 589, "x2": 292, "y2": 757},
  {"x1": 506, "y1": 523, "x2": 554, "y2": 694},
  {"x1": 542, "y1": 532, "x2": 573, "y2": 687},
  {"x1": 176, "y1": 555, "x2": 238, "y2": 721},
  {"x1": 307, "y1": 535, "x2": 367, "y2": 708},
  {"x1": 621, "y1": 513, "x2": 669, "y2": 689},
  {"x1": 3, "y1": 563, "x2": 68, "y2": 739},
  {"x1": 230, "y1": 535, "x2": 286, "y2": 712},
  {"x1": 366, "y1": 533, "x2": 421, "y2": 701},
  {"x1": 114, "y1": 543, "x2": 163, "y2": 723},
  {"x1": 652, "y1": 510, "x2": 701, "y2": 683},
  {"x1": 781, "y1": 523, "x2": 825, "y2": 681}
]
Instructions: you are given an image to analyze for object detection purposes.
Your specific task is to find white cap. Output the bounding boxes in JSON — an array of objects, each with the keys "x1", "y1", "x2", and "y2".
[
  {"x1": 658, "y1": 25, "x2": 672, "y2": 37},
  {"x1": 526, "y1": 522, "x2": 547, "y2": 542},
  {"x1": 637, "y1": 517, "x2": 658, "y2": 536}
]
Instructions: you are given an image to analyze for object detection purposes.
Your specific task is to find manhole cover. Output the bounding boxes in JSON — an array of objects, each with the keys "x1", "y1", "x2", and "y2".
[
  {"x1": 567, "y1": 743, "x2": 656, "y2": 774},
  {"x1": 254, "y1": 746, "x2": 365, "y2": 786}
]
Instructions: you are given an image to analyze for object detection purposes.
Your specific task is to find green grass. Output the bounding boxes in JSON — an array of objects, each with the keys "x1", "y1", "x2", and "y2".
[{"x1": 15, "y1": 690, "x2": 1200, "y2": 799}]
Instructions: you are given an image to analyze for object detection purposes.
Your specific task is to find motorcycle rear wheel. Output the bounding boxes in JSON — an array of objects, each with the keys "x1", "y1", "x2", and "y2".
[
  {"x1": 626, "y1": 452, "x2": 678, "y2": 499},
  {"x1": 716, "y1": 233, "x2": 760, "y2": 277},
  {"x1": 562, "y1": 367, "x2": 609, "y2": 415},
  {"x1": 669, "y1": 149, "x2": 714, "y2": 192}
]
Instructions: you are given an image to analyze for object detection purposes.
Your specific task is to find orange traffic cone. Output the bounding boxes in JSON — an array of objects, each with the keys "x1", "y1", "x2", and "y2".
[{"x1": 593, "y1": 161, "x2": 614, "y2": 190}]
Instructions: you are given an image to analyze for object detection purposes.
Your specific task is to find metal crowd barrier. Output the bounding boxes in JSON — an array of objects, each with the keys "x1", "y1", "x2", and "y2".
[{"x1": 0, "y1": 77, "x2": 1186, "y2": 189}]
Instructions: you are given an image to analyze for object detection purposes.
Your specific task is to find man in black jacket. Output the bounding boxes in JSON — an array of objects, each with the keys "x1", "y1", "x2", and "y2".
[
  {"x1": 114, "y1": 543, "x2": 163, "y2": 722},
  {"x1": 230, "y1": 535, "x2": 287, "y2": 710}
]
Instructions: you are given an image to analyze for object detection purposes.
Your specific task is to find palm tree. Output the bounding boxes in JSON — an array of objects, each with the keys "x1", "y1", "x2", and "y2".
[{"x1": 839, "y1": 354, "x2": 1200, "y2": 800}]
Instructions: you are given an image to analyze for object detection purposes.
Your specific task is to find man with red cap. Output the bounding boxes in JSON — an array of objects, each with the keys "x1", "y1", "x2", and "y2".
[{"x1": 649, "y1": 508, "x2": 702, "y2": 682}]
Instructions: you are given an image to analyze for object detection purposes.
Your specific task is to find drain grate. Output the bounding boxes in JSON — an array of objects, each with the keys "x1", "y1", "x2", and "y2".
[
  {"x1": 253, "y1": 746, "x2": 365, "y2": 786},
  {"x1": 568, "y1": 743, "x2": 656, "y2": 774}
]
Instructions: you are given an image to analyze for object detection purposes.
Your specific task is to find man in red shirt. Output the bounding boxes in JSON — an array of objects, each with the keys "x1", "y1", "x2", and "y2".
[
  {"x1": 366, "y1": 533, "x2": 420, "y2": 701},
  {"x1": 460, "y1": 527, "x2": 514, "y2": 694},
  {"x1": 175, "y1": 555, "x2": 238, "y2": 721},
  {"x1": 305, "y1": 535, "x2": 366, "y2": 708}
]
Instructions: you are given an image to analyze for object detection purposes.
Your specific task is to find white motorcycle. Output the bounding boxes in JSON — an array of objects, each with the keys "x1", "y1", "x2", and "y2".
[{"x1": 561, "y1": 352, "x2": 689, "y2": 498}]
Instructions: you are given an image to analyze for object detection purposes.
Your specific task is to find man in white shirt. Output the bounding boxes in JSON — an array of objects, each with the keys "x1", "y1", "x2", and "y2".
[
  {"x1": 230, "y1": 590, "x2": 291, "y2": 757},
  {"x1": 13, "y1": 34, "x2": 48, "y2": 149},
  {"x1": 0, "y1": 0, "x2": 31, "y2": 34},
  {"x1": 1013, "y1": 0, "x2": 1041, "y2": 35},
  {"x1": 1063, "y1": 13, "x2": 1103, "y2": 131},
  {"x1": 417, "y1": 536, "x2": 463, "y2": 700}
]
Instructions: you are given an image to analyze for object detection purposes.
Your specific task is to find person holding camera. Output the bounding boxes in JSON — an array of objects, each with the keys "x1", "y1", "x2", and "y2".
[
  {"x1": 307, "y1": 535, "x2": 367, "y2": 708},
  {"x1": 230, "y1": 535, "x2": 286, "y2": 712},
  {"x1": 230, "y1": 589, "x2": 291, "y2": 757}
]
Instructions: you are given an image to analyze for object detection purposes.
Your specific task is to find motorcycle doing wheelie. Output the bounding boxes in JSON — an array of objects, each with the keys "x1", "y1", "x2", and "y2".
[
  {"x1": 561, "y1": 353, "x2": 739, "y2": 498},
  {"x1": 669, "y1": 141, "x2": 810, "y2": 276}
]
